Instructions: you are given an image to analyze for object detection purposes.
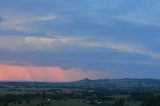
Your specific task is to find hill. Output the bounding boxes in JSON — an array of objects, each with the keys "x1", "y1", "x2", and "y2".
[{"x1": 0, "y1": 78, "x2": 160, "y2": 89}]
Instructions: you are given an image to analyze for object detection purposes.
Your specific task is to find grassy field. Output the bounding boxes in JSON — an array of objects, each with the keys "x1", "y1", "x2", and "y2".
[
  {"x1": 3, "y1": 100, "x2": 91, "y2": 106},
  {"x1": 0, "y1": 84, "x2": 160, "y2": 106}
]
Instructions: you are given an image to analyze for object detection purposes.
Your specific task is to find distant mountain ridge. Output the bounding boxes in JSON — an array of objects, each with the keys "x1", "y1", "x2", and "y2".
[
  {"x1": 69, "y1": 78, "x2": 160, "y2": 88},
  {"x1": 0, "y1": 78, "x2": 160, "y2": 88}
]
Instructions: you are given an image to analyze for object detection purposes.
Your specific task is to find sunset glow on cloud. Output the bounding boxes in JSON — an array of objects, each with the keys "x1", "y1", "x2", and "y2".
[
  {"x1": 0, "y1": 64, "x2": 107, "y2": 82},
  {"x1": 0, "y1": 0, "x2": 160, "y2": 81}
]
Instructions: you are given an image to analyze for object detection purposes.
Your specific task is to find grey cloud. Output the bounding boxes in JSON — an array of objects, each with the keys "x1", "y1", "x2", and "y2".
[
  {"x1": 0, "y1": 47, "x2": 159, "y2": 72},
  {"x1": 0, "y1": 16, "x2": 4, "y2": 23}
]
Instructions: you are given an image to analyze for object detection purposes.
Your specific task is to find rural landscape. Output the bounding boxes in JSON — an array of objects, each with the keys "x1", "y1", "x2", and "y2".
[
  {"x1": 0, "y1": 0, "x2": 160, "y2": 106},
  {"x1": 0, "y1": 79, "x2": 160, "y2": 106}
]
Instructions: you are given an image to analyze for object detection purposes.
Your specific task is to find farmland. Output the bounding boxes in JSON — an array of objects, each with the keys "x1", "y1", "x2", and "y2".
[{"x1": 0, "y1": 79, "x2": 160, "y2": 106}]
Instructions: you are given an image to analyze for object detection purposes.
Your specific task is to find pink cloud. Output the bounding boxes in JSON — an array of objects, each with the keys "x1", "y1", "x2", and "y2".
[{"x1": 0, "y1": 64, "x2": 108, "y2": 82}]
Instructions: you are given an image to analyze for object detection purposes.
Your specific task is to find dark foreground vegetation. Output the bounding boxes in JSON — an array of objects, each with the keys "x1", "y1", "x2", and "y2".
[{"x1": 0, "y1": 79, "x2": 160, "y2": 106}]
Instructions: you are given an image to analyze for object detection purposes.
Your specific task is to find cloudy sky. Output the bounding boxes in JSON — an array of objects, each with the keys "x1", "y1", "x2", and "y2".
[{"x1": 0, "y1": 0, "x2": 160, "y2": 82}]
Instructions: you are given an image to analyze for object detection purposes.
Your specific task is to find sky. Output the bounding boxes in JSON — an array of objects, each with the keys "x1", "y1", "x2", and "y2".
[{"x1": 0, "y1": 0, "x2": 160, "y2": 82}]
